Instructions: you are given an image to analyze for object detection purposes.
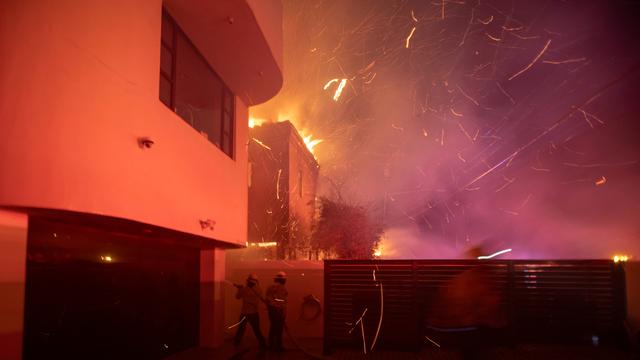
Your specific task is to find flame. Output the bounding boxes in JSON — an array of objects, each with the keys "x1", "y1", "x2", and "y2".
[
  {"x1": 613, "y1": 254, "x2": 629, "y2": 263},
  {"x1": 300, "y1": 131, "x2": 323, "y2": 155},
  {"x1": 373, "y1": 243, "x2": 383, "y2": 257},
  {"x1": 249, "y1": 111, "x2": 323, "y2": 158},
  {"x1": 248, "y1": 117, "x2": 268, "y2": 128}
]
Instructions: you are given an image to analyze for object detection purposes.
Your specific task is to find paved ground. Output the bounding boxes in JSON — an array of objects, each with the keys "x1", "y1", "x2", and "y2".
[{"x1": 165, "y1": 338, "x2": 635, "y2": 360}]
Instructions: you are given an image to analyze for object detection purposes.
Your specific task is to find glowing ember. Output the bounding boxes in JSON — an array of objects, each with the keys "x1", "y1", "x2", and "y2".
[
  {"x1": 323, "y1": 78, "x2": 340, "y2": 90},
  {"x1": 405, "y1": 26, "x2": 417, "y2": 48},
  {"x1": 276, "y1": 169, "x2": 282, "y2": 200},
  {"x1": 370, "y1": 267, "x2": 384, "y2": 351},
  {"x1": 477, "y1": 248, "x2": 512, "y2": 260},
  {"x1": 508, "y1": 39, "x2": 552, "y2": 80},
  {"x1": 248, "y1": 241, "x2": 278, "y2": 248},
  {"x1": 251, "y1": 138, "x2": 272, "y2": 151},
  {"x1": 227, "y1": 316, "x2": 246, "y2": 329},
  {"x1": 333, "y1": 79, "x2": 347, "y2": 101},
  {"x1": 323, "y1": 78, "x2": 348, "y2": 101},
  {"x1": 595, "y1": 176, "x2": 607, "y2": 186},
  {"x1": 411, "y1": 10, "x2": 418, "y2": 23},
  {"x1": 425, "y1": 336, "x2": 441, "y2": 348}
]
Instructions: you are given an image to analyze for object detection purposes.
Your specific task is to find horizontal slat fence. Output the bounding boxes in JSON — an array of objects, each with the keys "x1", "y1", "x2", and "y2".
[{"x1": 324, "y1": 260, "x2": 626, "y2": 353}]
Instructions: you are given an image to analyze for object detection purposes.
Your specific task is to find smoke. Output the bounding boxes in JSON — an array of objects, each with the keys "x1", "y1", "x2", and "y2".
[
  {"x1": 378, "y1": 226, "x2": 462, "y2": 259},
  {"x1": 251, "y1": 0, "x2": 640, "y2": 259}
]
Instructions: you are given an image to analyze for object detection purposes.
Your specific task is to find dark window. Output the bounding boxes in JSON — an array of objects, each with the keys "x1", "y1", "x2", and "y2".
[{"x1": 159, "y1": 9, "x2": 235, "y2": 158}]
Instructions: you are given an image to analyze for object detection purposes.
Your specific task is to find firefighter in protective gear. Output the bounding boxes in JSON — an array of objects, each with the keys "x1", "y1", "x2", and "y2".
[
  {"x1": 233, "y1": 273, "x2": 267, "y2": 349},
  {"x1": 266, "y1": 271, "x2": 288, "y2": 351}
]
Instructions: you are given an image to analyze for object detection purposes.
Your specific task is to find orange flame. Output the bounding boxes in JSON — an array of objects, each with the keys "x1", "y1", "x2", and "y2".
[
  {"x1": 300, "y1": 130, "x2": 323, "y2": 155},
  {"x1": 248, "y1": 117, "x2": 268, "y2": 128}
]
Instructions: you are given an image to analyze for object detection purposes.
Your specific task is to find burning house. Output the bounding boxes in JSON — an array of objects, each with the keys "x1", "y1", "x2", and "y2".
[{"x1": 248, "y1": 121, "x2": 320, "y2": 260}]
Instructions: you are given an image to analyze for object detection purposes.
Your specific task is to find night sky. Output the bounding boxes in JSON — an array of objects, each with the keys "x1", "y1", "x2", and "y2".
[{"x1": 251, "y1": 0, "x2": 640, "y2": 259}]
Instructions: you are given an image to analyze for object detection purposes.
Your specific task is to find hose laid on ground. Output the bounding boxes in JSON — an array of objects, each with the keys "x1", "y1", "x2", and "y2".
[{"x1": 283, "y1": 321, "x2": 326, "y2": 359}]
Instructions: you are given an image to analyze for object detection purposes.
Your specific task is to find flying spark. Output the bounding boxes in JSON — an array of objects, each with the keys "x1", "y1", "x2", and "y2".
[
  {"x1": 456, "y1": 84, "x2": 480, "y2": 106},
  {"x1": 542, "y1": 57, "x2": 587, "y2": 65},
  {"x1": 252, "y1": 138, "x2": 272, "y2": 151},
  {"x1": 333, "y1": 79, "x2": 348, "y2": 101},
  {"x1": 364, "y1": 72, "x2": 377, "y2": 84},
  {"x1": 450, "y1": 108, "x2": 463, "y2": 117},
  {"x1": 496, "y1": 82, "x2": 515, "y2": 104},
  {"x1": 323, "y1": 78, "x2": 339, "y2": 90},
  {"x1": 425, "y1": 336, "x2": 441, "y2": 347},
  {"x1": 348, "y1": 308, "x2": 369, "y2": 354},
  {"x1": 485, "y1": 33, "x2": 502, "y2": 42},
  {"x1": 276, "y1": 169, "x2": 282, "y2": 200},
  {"x1": 411, "y1": 9, "x2": 418, "y2": 22},
  {"x1": 508, "y1": 39, "x2": 552, "y2": 80},
  {"x1": 227, "y1": 316, "x2": 246, "y2": 329},
  {"x1": 478, "y1": 248, "x2": 512, "y2": 259},
  {"x1": 457, "y1": 122, "x2": 473, "y2": 142},
  {"x1": 405, "y1": 26, "x2": 417, "y2": 48},
  {"x1": 478, "y1": 16, "x2": 493, "y2": 25},
  {"x1": 370, "y1": 267, "x2": 384, "y2": 352}
]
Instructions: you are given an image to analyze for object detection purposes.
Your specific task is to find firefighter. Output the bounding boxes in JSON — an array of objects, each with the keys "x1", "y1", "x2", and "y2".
[
  {"x1": 266, "y1": 271, "x2": 288, "y2": 351},
  {"x1": 233, "y1": 273, "x2": 267, "y2": 350}
]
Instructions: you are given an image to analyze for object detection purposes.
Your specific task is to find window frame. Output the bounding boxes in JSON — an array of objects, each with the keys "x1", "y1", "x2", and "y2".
[{"x1": 159, "y1": 9, "x2": 235, "y2": 159}]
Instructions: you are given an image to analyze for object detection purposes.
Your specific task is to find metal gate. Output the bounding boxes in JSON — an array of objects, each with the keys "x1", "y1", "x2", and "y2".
[{"x1": 323, "y1": 259, "x2": 626, "y2": 353}]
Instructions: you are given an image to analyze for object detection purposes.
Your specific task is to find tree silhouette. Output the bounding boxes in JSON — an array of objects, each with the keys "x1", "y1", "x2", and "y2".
[{"x1": 312, "y1": 197, "x2": 382, "y2": 259}]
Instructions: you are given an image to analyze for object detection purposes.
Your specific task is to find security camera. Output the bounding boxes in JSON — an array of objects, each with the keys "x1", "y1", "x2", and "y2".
[{"x1": 138, "y1": 137, "x2": 155, "y2": 149}]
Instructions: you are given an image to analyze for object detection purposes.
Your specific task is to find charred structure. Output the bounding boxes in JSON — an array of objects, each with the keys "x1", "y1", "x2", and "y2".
[{"x1": 248, "y1": 121, "x2": 319, "y2": 260}]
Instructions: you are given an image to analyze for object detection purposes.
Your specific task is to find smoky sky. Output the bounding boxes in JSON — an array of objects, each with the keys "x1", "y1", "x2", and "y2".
[{"x1": 251, "y1": 0, "x2": 640, "y2": 259}]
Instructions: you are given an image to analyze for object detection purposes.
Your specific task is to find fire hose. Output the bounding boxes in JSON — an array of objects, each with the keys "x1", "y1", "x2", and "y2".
[{"x1": 283, "y1": 294, "x2": 325, "y2": 359}]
